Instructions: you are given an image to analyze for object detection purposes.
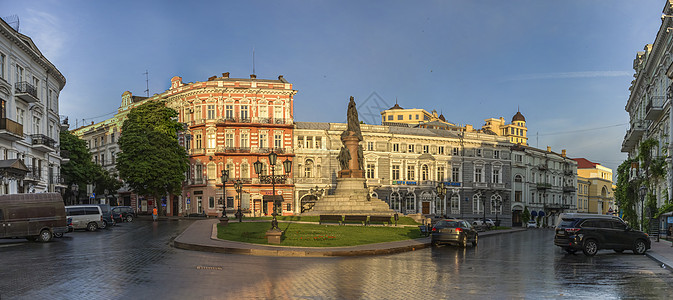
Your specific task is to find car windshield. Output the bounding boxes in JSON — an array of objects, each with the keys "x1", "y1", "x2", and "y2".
[
  {"x1": 435, "y1": 220, "x2": 462, "y2": 229},
  {"x1": 557, "y1": 219, "x2": 576, "y2": 229}
]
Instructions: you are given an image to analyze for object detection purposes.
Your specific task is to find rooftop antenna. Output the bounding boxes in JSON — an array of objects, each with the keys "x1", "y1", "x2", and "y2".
[
  {"x1": 143, "y1": 70, "x2": 149, "y2": 97},
  {"x1": 252, "y1": 47, "x2": 255, "y2": 75},
  {"x1": 2, "y1": 15, "x2": 19, "y2": 32}
]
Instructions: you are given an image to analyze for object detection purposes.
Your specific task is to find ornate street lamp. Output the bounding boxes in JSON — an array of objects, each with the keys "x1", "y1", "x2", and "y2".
[
  {"x1": 220, "y1": 169, "x2": 230, "y2": 224},
  {"x1": 234, "y1": 179, "x2": 243, "y2": 222},
  {"x1": 435, "y1": 182, "x2": 447, "y2": 217},
  {"x1": 491, "y1": 196, "x2": 503, "y2": 228},
  {"x1": 254, "y1": 151, "x2": 292, "y2": 231},
  {"x1": 639, "y1": 185, "x2": 647, "y2": 231}
]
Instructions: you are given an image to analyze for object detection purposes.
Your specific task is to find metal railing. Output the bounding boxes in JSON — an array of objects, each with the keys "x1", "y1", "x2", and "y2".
[
  {"x1": 31, "y1": 134, "x2": 56, "y2": 148},
  {"x1": 15, "y1": 81, "x2": 37, "y2": 98}
]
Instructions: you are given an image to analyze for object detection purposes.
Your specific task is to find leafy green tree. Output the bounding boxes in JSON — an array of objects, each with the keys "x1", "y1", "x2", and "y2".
[
  {"x1": 615, "y1": 159, "x2": 639, "y2": 227},
  {"x1": 522, "y1": 207, "x2": 530, "y2": 224},
  {"x1": 93, "y1": 168, "x2": 124, "y2": 205},
  {"x1": 60, "y1": 130, "x2": 99, "y2": 204},
  {"x1": 116, "y1": 101, "x2": 188, "y2": 212}
]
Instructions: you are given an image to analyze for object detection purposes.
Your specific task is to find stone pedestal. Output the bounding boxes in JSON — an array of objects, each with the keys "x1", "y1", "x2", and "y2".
[
  {"x1": 265, "y1": 229, "x2": 283, "y2": 244},
  {"x1": 339, "y1": 134, "x2": 364, "y2": 178},
  {"x1": 304, "y1": 178, "x2": 394, "y2": 216},
  {"x1": 219, "y1": 216, "x2": 229, "y2": 226}
]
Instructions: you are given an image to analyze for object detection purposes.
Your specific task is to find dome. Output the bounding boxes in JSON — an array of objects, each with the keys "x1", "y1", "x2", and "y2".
[
  {"x1": 389, "y1": 103, "x2": 403, "y2": 110},
  {"x1": 512, "y1": 111, "x2": 525, "y2": 122}
]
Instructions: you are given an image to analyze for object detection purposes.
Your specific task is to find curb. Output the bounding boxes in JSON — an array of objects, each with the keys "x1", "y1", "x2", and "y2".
[{"x1": 173, "y1": 221, "x2": 526, "y2": 257}]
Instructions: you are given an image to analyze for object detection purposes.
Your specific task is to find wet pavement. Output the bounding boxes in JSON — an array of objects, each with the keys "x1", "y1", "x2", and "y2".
[{"x1": 2, "y1": 218, "x2": 673, "y2": 299}]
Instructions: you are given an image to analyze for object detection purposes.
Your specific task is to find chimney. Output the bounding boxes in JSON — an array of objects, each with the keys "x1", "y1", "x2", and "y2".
[
  {"x1": 278, "y1": 75, "x2": 284, "y2": 80},
  {"x1": 561, "y1": 149, "x2": 566, "y2": 157},
  {"x1": 208, "y1": 76, "x2": 217, "y2": 81},
  {"x1": 222, "y1": 72, "x2": 230, "y2": 78},
  {"x1": 547, "y1": 146, "x2": 551, "y2": 152},
  {"x1": 250, "y1": 74, "x2": 256, "y2": 79}
]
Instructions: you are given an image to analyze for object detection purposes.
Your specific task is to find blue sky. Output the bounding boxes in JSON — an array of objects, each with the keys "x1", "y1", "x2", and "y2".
[{"x1": 2, "y1": 0, "x2": 667, "y2": 175}]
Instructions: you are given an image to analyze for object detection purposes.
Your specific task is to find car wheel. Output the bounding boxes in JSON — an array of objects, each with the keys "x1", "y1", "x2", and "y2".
[
  {"x1": 582, "y1": 239, "x2": 598, "y2": 256},
  {"x1": 126, "y1": 215, "x2": 133, "y2": 222},
  {"x1": 37, "y1": 229, "x2": 53, "y2": 242},
  {"x1": 54, "y1": 232, "x2": 63, "y2": 238},
  {"x1": 614, "y1": 249, "x2": 624, "y2": 253},
  {"x1": 101, "y1": 220, "x2": 108, "y2": 229},
  {"x1": 564, "y1": 248, "x2": 577, "y2": 254},
  {"x1": 87, "y1": 222, "x2": 98, "y2": 232},
  {"x1": 472, "y1": 235, "x2": 478, "y2": 247},
  {"x1": 633, "y1": 240, "x2": 647, "y2": 255}
]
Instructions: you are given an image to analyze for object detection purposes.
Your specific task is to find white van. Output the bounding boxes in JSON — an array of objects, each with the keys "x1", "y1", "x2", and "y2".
[{"x1": 65, "y1": 205, "x2": 104, "y2": 231}]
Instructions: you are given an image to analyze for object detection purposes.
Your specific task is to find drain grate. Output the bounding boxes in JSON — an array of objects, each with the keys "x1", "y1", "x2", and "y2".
[{"x1": 196, "y1": 265, "x2": 223, "y2": 270}]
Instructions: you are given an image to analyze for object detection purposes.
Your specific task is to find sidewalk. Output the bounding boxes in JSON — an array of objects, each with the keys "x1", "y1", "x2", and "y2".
[
  {"x1": 173, "y1": 218, "x2": 526, "y2": 257},
  {"x1": 646, "y1": 238, "x2": 673, "y2": 270}
]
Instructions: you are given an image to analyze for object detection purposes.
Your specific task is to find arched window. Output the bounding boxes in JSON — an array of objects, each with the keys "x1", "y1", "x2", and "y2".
[
  {"x1": 490, "y1": 194, "x2": 502, "y2": 214},
  {"x1": 451, "y1": 194, "x2": 460, "y2": 214},
  {"x1": 305, "y1": 159, "x2": 314, "y2": 178},
  {"x1": 421, "y1": 165, "x2": 429, "y2": 181},
  {"x1": 390, "y1": 192, "x2": 401, "y2": 211},
  {"x1": 406, "y1": 192, "x2": 416, "y2": 212},
  {"x1": 515, "y1": 174, "x2": 523, "y2": 182},
  {"x1": 601, "y1": 186, "x2": 608, "y2": 197},
  {"x1": 434, "y1": 192, "x2": 443, "y2": 215},
  {"x1": 473, "y1": 194, "x2": 482, "y2": 213}
]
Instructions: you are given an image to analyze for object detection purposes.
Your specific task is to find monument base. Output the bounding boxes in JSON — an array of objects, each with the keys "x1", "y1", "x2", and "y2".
[
  {"x1": 265, "y1": 229, "x2": 283, "y2": 244},
  {"x1": 303, "y1": 178, "x2": 394, "y2": 216}
]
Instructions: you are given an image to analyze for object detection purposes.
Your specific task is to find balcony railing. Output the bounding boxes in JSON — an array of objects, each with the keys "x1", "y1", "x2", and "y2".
[
  {"x1": 14, "y1": 81, "x2": 38, "y2": 102},
  {"x1": 536, "y1": 183, "x2": 551, "y2": 190},
  {"x1": 645, "y1": 96, "x2": 665, "y2": 121},
  {"x1": 563, "y1": 186, "x2": 576, "y2": 193},
  {"x1": 0, "y1": 118, "x2": 23, "y2": 140},
  {"x1": 31, "y1": 134, "x2": 56, "y2": 151}
]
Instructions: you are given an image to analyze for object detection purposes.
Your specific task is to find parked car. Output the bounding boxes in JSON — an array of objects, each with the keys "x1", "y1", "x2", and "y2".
[
  {"x1": 554, "y1": 213, "x2": 650, "y2": 256},
  {"x1": 111, "y1": 206, "x2": 136, "y2": 222},
  {"x1": 65, "y1": 205, "x2": 104, "y2": 231},
  {"x1": 526, "y1": 220, "x2": 537, "y2": 228},
  {"x1": 54, "y1": 217, "x2": 73, "y2": 238},
  {"x1": 0, "y1": 193, "x2": 68, "y2": 242},
  {"x1": 431, "y1": 219, "x2": 478, "y2": 247},
  {"x1": 472, "y1": 218, "x2": 496, "y2": 228},
  {"x1": 96, "y1": 204, "x2": 116, "y2": 229}
]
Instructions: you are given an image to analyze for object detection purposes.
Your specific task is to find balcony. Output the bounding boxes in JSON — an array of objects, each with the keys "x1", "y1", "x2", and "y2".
[
  {"x1": 545, "y1": 203, "x2": 572, "y2": 210},
  {"x1": 0, "y1": 118, "x2": 23, "y2": 141},
  {"x1": 645, "y1": 96, "x2": 665, "y2": 121},
  {"x1": 538, "y1": 164, "x2": 548, "y2": 171},
  {"x1": 31, "y1": 134, "x2": 56, "y2": 152},
  {"x1": 189, "y1": 148, "x2": 205, "y2": 156},
  {"x1": 14, "y1": 81, "x2": 39, "y2": 103},
  {"x1": 536, "y1": 183, "x2": 551, "y2": 190},
  {"x1": 621, "y1": 120, "x2": 647, "y2": 152},
  {"x1": 491, "y1": 183, "x2": 506, "y2": 189},
  {"x1": 474, "y1": 182, "x2": 488, "y2": 189},
  {"x1": 563, "y1": 186, "x2": 576, "y2": 193},
  {"x1": 24, "y1": 167, "x2": 41, "y2": 182},
  {"x1": 563, "y1": 169, "x2": 574, "y2": 176}
]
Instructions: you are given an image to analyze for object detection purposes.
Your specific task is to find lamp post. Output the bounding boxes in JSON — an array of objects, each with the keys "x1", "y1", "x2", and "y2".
[
  {"x1": 71, "y1": 183, "x2": 78, "y2": 205},
  {"x1": 220, "y1": 169, "x2": 229, "y2": 225},
  {"x1": 491, "y1": 196, "x2": 502, "y2": 228},
  {"x1": 254, "y1": 151, "x2": 292, "y2": 231},
  {"x1": 234, "y1": 179, "x2": 243, "y2": 222},
  {"x1": 435, "y1": 182, "x2": 447, "y2": 218},
  {"x1": 639, "y1": 185, "x2": 647, "y2": 231}
]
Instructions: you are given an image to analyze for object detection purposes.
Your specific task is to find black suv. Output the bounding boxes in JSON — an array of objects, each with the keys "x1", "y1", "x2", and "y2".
[
  {"x1": 111, "y1": 206, "x2": 136, "y2": 222},
  {"x1": 554, "y1": 213, "x2": 650, "y2": 256}
]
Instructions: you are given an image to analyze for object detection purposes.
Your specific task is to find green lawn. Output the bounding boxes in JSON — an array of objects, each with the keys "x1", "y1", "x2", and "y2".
[
  {"x1": 217, "y1": 221, "x2": 424, "y2": 247},
  {"x1": 244, "y1": 215, "x2": 421, "y2": 226}
]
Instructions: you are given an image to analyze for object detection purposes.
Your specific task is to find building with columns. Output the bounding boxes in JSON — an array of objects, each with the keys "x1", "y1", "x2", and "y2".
[
  {"x1": 0, "y1": 17, "x2": 66, "y2": 195},
  {"x1": 572, "y1": 158, "x2": 615, "y2": 215}
]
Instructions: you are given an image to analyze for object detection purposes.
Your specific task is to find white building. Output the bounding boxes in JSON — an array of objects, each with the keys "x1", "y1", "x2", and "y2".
[{"x1": 0, "y1": 18, "x2": 66, "y2": 194}]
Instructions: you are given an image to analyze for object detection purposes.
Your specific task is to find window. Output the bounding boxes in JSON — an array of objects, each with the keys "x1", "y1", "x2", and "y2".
[
  {"x1": 33, "y1": 116, "x2": 41, "y2": 135},
  {"x1": 422, "y1": 145, "x2": 429, "y2": 154},
  {"x1": 437, "y1": 166, "x2": 445, "y2": 182},
  {"x1": 305, "y1": 136, "x2": 313, "y2": 148},
  {"x1": 259, "y1": 105, "x2": 268, "y2": 119},
  {"x1": 225, "y1": 132, "x2": 234, "y2": 148},
  {"x1": 476, "y1": 149, "x2": 482, "y2": 157},
  {"x1": 415, "y1": 114, "x2": 419, "y2": 120},
  {"x1": 493, "y1": 150, "x2": 500, "y2": 159},
  {"x1": 305, "y1": 160, "x2": 313, "y2": 177},
  {"x1": 408, "y1": 144, "x2": 414, "y2": 153},
  {"x1": 438, "y1": 146, "x2": 444, "y2": 155},
  {"x1": 473, "y1": 194, "x2": 482, "y2": 213},
  {"x1": 492, "y1": 169, "x2": 500, "y2": 183},
  {"x1": 452, "y1": 167, "x2": 460, "y2": 182},
  {"x1": 407, "y1": 165, "x2": 415, "y2": 180},
  {"x1": 207, "y1": 105, "x2": 215, "y2": 119},
  {"x1": 274, "y1": 133, "x2": 283, "y2": 148},
  {"x1": 475, "y1": 167, "x2": 482, "y2": 182},
  {"x1": 453, "y1": 147, "x2": 459, "y2": 156},
  {"x1": 397, "y1": 115, "x2": 403, "y2": 120},
  {"x1": 393, "y1": 143, "x2": 399, "y2": 152},
  {"x1": 390, "y1": 192, "x2": 401, "y2": 211},
  {"x1": 16, "y1": 65, "x2": 23, "y2": 83},
  {"x1": 195, "y1": 105, "x2": 202, "y2": 120},
  {"x1": 367, "y1": 142, "x2": 374, "y2": 151},
  {"x1": 207, "y1": 132, "x2": 216, "y2": 148},
  {"x1": 195, "y1": 133, "x2": 202, "y2": 149},
  {"x1": 0, "y1": 53, "x2": 4, "y2": 79},
  {"x1": 195, "y1": 165, "x2": 203, "y2": 180},
  {"x1": 111, "y1": 133, "x2": 115, "y2": 143},
  {"x1": 240, "y1": 132, "x2": 249, "y2": 148},
  {"x1": 225, "y1": 105, "x2": 234, "y2": 119},
  {"x1": 240, "y1": 105, "x2": 249, "y2": 120},
  {"x1": 209, "y1": 197, "x2": 215, "y2": 209},
  {"x1": 101, "y1": 135, "x2": 105, "y2": 145},
  {"x1": 421, "y1": 165, "x2": 429, "y2": 181},
  {"x1": 259, "y1": 132, "x2": 268, "y2": 148},
  {"x1": 392, "y1": 165, "x2": 400, "y2": 180},
  {"x1": 451, "y1": 194, "x2": 460, "y2": 214},
  {"x1": 366, "y1": 164, "x2": 375, "y2": 179},
  {"x1": 408, "y1": 114, "x2": 412, "y2": 120},
  {"x1": 315, "y1": 137, "x2": 322, "y2": 149},
  {"x1": 406, "y1": 193, "x2": 415, "y2": 211},
  {"x1": 515, "y1": 154, "x2": 522, "y2": 162},
  {"x1": 241, "y1": 163, "x2": 249, "y2": 178},
  {"x1": 110, "y1": 151, "x2": 115, "y2": 164},
  {"x1": 388, "y1": 115, "x2": 393, "y2": 121},
  {"x1": 101, "y1": 154, "x2": 105, "y2": 165},
  {"x1": 490, "y1": 195, "x2": 502, "y2": 214}
]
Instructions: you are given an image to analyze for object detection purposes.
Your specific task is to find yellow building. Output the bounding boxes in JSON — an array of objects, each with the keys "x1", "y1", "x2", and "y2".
[
  {"x1": 482, "y1": 110, "x2": 527, "y2": 145},
  {"x1": 576, "y1": 178, "x2": 590, "y2": 213},
  {"x1": 572, "y1": 158, "x2": 615, "y2": 215},
  {"x1": 380, "y1": 104, "x2": 435, "y2": 125}
]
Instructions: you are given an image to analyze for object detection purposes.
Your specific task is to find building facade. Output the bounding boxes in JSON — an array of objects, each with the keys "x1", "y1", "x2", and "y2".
[
  {"x1": 0, "y1": 18, "x2": 66, "y2": 194},
  {"x1": 572, "y1": 158, "x2": 615, "y2": 215}
]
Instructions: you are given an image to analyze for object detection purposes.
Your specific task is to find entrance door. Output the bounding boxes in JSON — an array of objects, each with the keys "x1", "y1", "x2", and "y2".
[{"x1": 422, "y1": 202, "x2": 430, "y2": 214}]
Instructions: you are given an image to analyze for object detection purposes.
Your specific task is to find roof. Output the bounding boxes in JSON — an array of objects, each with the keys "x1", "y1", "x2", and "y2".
[
  {"x1": 388, "y1": 103, "x2": 403, "y2": 110},
  {"x1": 295, "y1": 122, "x2": 330, "y2": 130},
  {"x1": 572, "y1": 158, "x2": 600, "y2": 169},
  {"x1": 512, "y1": 111, "x2": 525, "y2": 122}
]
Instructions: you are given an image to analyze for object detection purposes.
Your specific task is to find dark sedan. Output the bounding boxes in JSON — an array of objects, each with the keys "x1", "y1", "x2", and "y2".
[{"x1": 431, "y1": 219, "x2": 478, "y2": 247}]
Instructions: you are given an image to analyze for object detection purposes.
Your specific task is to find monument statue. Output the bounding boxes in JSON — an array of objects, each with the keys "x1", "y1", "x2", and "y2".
[
  {"x1": 342, "y1": 96, "x2": 363, "y2": 141},
  {"x1": 357, "y1": 144, "x2": 364, "y2": 170},
  {"x1": 337, "y1": 146, "x2": 350, "y2": 170}
]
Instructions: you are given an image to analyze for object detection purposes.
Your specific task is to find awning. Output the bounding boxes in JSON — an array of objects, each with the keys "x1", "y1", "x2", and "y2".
[
  {"x1": 0, "y1": 158, "x2": 29, "y2": 179},
  {"x1": 531, "y1": 211, "x2": 538, "y2": 217},
  {"x1": 538, "y1": 211, "x2": 546, "y2": 217}
]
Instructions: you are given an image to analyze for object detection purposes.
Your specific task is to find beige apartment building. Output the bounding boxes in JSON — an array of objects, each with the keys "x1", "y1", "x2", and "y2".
[{"x1": 572, "y1": 158, "x2": 615, "y2": 215}]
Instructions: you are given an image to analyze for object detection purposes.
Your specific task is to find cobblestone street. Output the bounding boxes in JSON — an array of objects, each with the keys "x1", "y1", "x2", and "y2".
[{"x1": 2, "y1": 219, "x2": 673, "y2": 299}]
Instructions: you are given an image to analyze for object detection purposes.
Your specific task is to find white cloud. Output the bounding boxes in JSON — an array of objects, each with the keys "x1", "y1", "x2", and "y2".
[
  {"x1": 22, "y1": 9, "x2": 66, "y2": 61},
  {"x1": 506, "y1": 71, "x2": 632, "y2": 81}
]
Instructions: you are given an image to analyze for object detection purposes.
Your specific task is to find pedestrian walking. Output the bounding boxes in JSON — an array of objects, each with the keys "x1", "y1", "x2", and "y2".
[{"x1": 152, "y1": 206, "x2": 158, "y2": 222}]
